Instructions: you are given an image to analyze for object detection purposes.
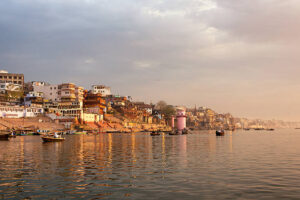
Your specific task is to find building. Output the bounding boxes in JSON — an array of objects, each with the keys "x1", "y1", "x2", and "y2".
[
  {"x1": 0, "y1": 105, "x2": 44, "y2": 118},
  {"x1": 0, "y1": 82, "x2": 23, "y2": 94},
  {"x1": 83, "y1": 93, "x2": 106, "y2": 115},
  {"x1": 133, "y1": 102, "x2": 153, "y2": 114},
  {"x1": 33, "y1": 82, "x2": 84, "y2": 104},
  {"x1": 0, "y1": 70, "x2": 24, "y2": 88},
  {"x1": 56, "y1": 101, "x2": 82, "y2": 119},
  {"x1": 58, "y1": 83, "x2": 76, "y2": 102},
  {"x1": 24, "y1": 91, "x2": 44, "y2": 107},
  {"x1": 33, "y1": 82, "x2": 59, "y2": 102},
  {"x1": 91, "y1": 85, "x2": 111, "y2": 97}
]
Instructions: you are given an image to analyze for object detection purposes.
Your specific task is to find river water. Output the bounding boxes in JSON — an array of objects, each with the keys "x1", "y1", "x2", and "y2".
[{"x1": 1, "y1": 130, "x2": 300, "y2": 199}]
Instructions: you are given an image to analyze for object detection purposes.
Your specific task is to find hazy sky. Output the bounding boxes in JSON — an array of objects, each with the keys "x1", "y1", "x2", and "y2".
[{"x1": 1, "y1": 0, "x2": 300, "y2": 120}]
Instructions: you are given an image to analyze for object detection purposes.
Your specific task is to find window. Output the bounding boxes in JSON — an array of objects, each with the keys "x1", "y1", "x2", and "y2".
[
  {"x1": 18, "y1": 77, "x2": 22, "y2": 79},
  {"x1": 0, "y1": 76, "x2": 2, "y2": 78},
  {"x1": 4, "y1": 76, "x2": 7, "y2": 79},
  {"x1": 50, "y1": 87, "x2": 52, "y2": 90},
  {"x1": 14, "y1": 81, "x2": 17, "y2": 84},
  {"x1": 50, "y1": 93, "x2": 52, "y2": 95},
  {"x1": 54, "y1": 87, "x2": 56, "y2": 89},
  {"x1": 14, "y1": 76, "x2": 17, "y2": 79},
  {"x1": 8, "y1": 76, "x2": 12, "y2": 79},
  {"x1": 18, "y1": 81, "x2": 22, "y2": 84}
]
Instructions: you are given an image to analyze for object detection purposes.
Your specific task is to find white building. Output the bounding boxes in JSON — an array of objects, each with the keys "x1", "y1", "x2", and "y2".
[
  {"x1": 0, "y1": 82, "x2": 22, "y2": 93},
  {"x1": 91, "y1": 85, "x2": 111, "y2": 97},
  {"x1": 0, "y1": 105, "x2": 44, "y2": 118},
  {"x1": 33, "y1": 84, "x2": 59, "y2": 102},
  {"x1": 33, "y1": 82, "x2": 84, "y2": 103},
  {"x1": 27, "y1": 91, "x2": 43, "y2": 98}
]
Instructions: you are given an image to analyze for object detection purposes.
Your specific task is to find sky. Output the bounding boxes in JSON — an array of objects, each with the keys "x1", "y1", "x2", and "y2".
[{"x1": 1, "y1": 0, "x2": 300, "y2": 120}]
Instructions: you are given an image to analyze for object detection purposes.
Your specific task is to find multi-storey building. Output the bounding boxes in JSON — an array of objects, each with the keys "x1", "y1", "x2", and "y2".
[
  {"x1": 58, "y1": 83, "x2": 76, "y2": 102},
  {"x1": 0, "y1": 70, "x2": 24, "y2": 88},
  {"x1": 33, "y1": 82, "x2": 84, "y2": 104},
  {"x1": 91, "y1": 85, "x2": 111, "y2": 97},
  {"x1": 83, "y1": 93, "x2": 106, "y2": 115},
  {"x1": 0, "y1": 82, "x2": 23, "y2": 94},
  {"x1": 33, "y1": 82, "x2": 59, "y2": 102}
]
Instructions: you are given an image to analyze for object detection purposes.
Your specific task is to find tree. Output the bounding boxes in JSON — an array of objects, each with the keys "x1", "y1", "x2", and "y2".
[
  {"x1": 155, "y1": 100, "x2": 176, "y2": 120},
  {"x1": 155, "y1": 100, "x2": 167, "y2": 110},
  {"x1": 162, "y1": 105, "x2": 176, "y2": 120}
]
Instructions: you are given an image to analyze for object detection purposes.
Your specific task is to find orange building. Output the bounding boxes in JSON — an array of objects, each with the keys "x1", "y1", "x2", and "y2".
[{"x1": 83, "y1": 92, "x2": 106, "y2": 115}]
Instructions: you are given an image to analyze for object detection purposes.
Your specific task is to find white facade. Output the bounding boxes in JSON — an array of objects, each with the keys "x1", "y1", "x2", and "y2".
[
  {"x1": 81, "y1": 113, "x2": 100, "y2": 123},
  {"x1": 91, "y1": 85, "x2": 111, "y2": 96},
  {"x1": 0, "y1": 82, "x2": 22, "y2": 93},
  {"x1": 0, "y1": 106, "x2": 44, "y2": 118},
  {"x1": 33, "y1": 84, "x2": 59, "y2": 102},
  {"x1": 27, "y1": 91, "x2": 43, "y2": 98},
  {"x1": 33, "y1": 83, "x2": 84, "y2": 103},
  {"x1": 32, "y1": 81, "x2": 47, "y2": 86}
]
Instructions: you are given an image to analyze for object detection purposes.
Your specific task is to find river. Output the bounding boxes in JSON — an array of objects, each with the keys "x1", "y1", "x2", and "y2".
[{"x1": 1, "y1": 129, "x2": 300, "y2": 199}]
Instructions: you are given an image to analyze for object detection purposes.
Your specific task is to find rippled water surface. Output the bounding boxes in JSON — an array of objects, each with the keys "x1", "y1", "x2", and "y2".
[{"x1": 1, "y1": 130, "x2": 300, "y2": 199}]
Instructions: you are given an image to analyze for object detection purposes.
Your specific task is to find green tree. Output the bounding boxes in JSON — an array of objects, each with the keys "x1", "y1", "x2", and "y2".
[{"x1": 155, "y1": 100, "x2": 176, "y2": 120}]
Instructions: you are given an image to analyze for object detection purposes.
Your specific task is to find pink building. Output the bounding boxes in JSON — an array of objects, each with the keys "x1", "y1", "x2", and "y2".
[{"x1": 176, "y1": 107, "x2": 186, "y2": 131}]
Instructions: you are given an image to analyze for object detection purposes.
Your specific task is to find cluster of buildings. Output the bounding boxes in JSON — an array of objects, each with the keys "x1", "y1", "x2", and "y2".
[
  {"x1": 0, "y1": 70, "x2": 166, "y2": 131},
  {"x1": 186, "y1": 106, "x2": 300, "y2": 130},
  {"x1": 4, "y1": 70, "x2": 293, "y2": 131},
  {"x1": 186, "y1": 107, "x2": 237, "y2": 130}
]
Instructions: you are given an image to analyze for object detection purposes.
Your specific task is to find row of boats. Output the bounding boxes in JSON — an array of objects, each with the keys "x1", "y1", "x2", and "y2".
[
  {"x1": 244, "y1": 128, "x2": 275, "y2": 131},
  {"x1": 150, "y1": 128, "x2": 189, "y2": 136}
]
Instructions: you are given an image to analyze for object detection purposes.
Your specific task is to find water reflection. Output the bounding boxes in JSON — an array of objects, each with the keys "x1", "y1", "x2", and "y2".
[{"x1": 2, "y1": 131, "x2": 300, "y2": 199}]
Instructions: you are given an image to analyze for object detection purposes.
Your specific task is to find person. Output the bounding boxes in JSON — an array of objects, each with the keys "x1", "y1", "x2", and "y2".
[{"x1": 54, "y1": 132, "x2": 58, "y2": 138}]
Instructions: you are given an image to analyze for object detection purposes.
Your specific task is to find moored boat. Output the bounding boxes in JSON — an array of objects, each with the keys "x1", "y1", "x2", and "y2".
[
  {"x1": 182, "y1": 128, "x2": 188, "y2": 135},
  {"x1": 0, "y1": 133, "x2": 10, "y2": 140},
  {"x1": 216, "y1": 130, "x2": 225, "y2": 136},
  {"x1": 169, "y1": 130, "x2": 180, "y2": 135},
  {"x1": 150, "y1": 131, "x2": 161, "y2": 136}
]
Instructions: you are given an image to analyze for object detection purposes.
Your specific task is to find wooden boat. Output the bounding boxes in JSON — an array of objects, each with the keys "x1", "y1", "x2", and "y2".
[
  {"x1": 150, "y1": 131, "x2": 161, "y2": 136},
  {"x1": 9, "y1": 134, "x2": 16, "y2": 138},
  {"x1": 42, "y1": 136, "x2": 65, "y2": 142},
  {"x1": 254, "y1": 128, "x2": 264, "y2": 131},
  {"x1": 0, "y1": 133, "x2": 10, "y2": 140},
  {"x1": 216, "y1": 130, "x2": 225, "y2": 136},
  {"x1": 169, "y1": 130, "x2": 180, "y2": 135},
  {"x1": 267, "y1": 128, "x2": 275, "y2": 131},
  {"x1": 182, "y1": 129, "x2": 188, "y2": 135}
]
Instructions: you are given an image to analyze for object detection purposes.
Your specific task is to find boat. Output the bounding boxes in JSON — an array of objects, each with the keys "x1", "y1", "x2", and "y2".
[
  {"x1": 37, "y1": 130, "x2": 50, "y2": 135},
  {"x1": 182, "y1": 128, "x2": 188, "y2": 135},
  {"x1": 169, "y1": 130, "x2": 180, "y2": 135},
  {"x1": 244, "y1": 128, "x2": 250, "y2": 131},
  {"x1": 0, "y1": 130, "x2": 10, "y2": 140},
  {"x1": 42, "y1": 134, "x2": 65, "y2": 142},
  {"x1": 254, "y1": 128, "x2": 264, "y2": 131},
  {"x1": 150, "y1": 131, "x2": 161, "y2": 136},
  {"x1": 42, "y1": 136, "x2": 65, "y2": 142},
  {"x1": 267, "y1": 128, "x2": 275, "y2": 131},
  {"x1": 73, "y1": 131, "x2": 87, "y2": 135},
  {"x1": 216, "y1": 130, "x2": 225, "y2": 136}
]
